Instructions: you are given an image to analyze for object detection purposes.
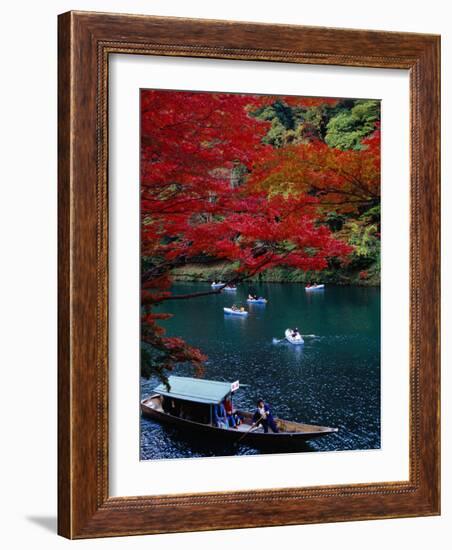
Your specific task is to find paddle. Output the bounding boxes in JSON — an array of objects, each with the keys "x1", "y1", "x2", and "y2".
[{"x1": 234, "y1": 414, "x2": 265, "y2": 447}]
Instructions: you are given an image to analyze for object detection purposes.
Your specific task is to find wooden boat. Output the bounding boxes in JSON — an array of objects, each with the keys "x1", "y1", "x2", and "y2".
[{"x1": 141, "y1": 376, "x2": 338, "y2": 450}]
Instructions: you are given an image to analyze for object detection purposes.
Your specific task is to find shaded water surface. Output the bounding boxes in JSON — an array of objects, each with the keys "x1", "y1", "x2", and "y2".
[{"x1": 141, "y1": 282, "x2": 380, "y2": 460}]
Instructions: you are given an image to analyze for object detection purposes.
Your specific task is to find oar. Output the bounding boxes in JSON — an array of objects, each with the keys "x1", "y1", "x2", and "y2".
[{"x1": 234, "y1": 415, "x2": 264, "y2": 447}]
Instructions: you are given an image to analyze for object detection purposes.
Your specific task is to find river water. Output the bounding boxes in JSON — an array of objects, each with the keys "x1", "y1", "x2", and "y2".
[{"x1": 140, "y1": 282, "x2": 380, "y2": 460}]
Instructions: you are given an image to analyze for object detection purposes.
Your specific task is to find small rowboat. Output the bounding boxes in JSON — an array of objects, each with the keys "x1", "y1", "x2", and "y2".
[
  {"x1": 247, "y1": 297, "x2": 268, "y2": 304},
  {"x1": 141, "y1": 376, "x2": 338, "y2": 450},
  {"x1": 211, "y1": 282, "x2": 225, "y2": 289},
  {"x1": 285, "y1": 329, "x2": 304, "y2": 345},
  {"x1": 224, "y1": 307, "x2": 248, "y2": 316},
  {"x1": 305, "y1": 284, "x2": 325, "y2": 291},
  {"x1": 224, "y1": 286, "x2": 237, "y2": 292}
]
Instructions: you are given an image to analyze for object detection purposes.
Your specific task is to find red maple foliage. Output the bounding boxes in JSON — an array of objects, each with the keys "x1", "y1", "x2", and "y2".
[{"x1": 140, "y1": 90, "x2": 354, "y2": 380}]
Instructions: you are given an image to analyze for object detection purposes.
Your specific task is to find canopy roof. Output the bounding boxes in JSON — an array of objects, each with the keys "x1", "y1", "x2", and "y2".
[{"x1": 153, "y1": 376, "x2": 236, "y2": 405}]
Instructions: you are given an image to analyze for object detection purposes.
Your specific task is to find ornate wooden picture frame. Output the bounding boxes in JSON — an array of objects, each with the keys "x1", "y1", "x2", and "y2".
[{"x1": 58, "y1": 11, "x2": 440, "y2": 538}]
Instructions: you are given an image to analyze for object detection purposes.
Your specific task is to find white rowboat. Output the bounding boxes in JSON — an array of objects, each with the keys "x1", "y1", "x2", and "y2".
[
  {"x1": 285, "y1": 329, "x2": 304, "y2": 345},
  {"x1": 211, "y1": 282, "x2": 225, "y2": 289},
  {"x1": 224, "y1": 307, "x2": 248, "y2": 316},
  {"x1": 305, "y1": 284, "x2": 325, "y2": 292}
]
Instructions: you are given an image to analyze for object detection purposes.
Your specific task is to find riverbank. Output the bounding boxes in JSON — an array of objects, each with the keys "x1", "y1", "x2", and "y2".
[{"x1": 171, "y1": 261, "x2": 380, "y2": 287}]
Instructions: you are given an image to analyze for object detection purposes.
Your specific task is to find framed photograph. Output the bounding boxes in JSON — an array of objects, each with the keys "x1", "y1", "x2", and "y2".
[{"x1": 58, "y1": 11, "x2": 440, "y2": 538}]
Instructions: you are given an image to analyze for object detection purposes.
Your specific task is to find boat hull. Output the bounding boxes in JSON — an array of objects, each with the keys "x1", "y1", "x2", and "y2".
[
  {"x1": 224, "y1": 307, "x2": 248, "y2": 316},
  {"x1": 141, "y1": 397, "x2": 336, "y2": 450},
  {"x1": 305, "y1": 284, "x2": 325, "y2": 291},
  {"x1": 285, "y1": 329, "x2": 304, "y2": 345}
]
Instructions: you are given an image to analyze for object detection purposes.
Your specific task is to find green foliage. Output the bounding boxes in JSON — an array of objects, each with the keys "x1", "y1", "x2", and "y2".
[
  {"x1": 347, "y1": 222, "x2": 379, "y2": 256},
  {"x1": 325, "y1": 211, "x2": 346, "y2": 232},
  {"x1": 141, "y1": 343, "x2": 172, "y2": 385},
  {"x1": 360, "y1": 204, "x2": 381, "y2": 224},
  {"x1": 330, "y1": 204, "x2": 381, "y2": 275},
  {"x1": 253, "y1": 102, "x2": 294, "y2": 147},
  {"x1": 252, "y1": 98, "x2": 380, "y2": 152},
  {"x1": 325, "y1": 100, "x2": 380, "y2": 150}
]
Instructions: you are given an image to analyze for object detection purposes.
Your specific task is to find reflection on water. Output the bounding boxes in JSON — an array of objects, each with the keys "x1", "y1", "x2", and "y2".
[{"x1": 141, "y1": 282, "x2": 381, "y2": 460}]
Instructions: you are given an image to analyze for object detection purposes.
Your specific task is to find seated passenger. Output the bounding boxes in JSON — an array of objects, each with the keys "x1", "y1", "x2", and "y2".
[{"x1": 213, "y1": 403, "x2": 229, "y2": 429}]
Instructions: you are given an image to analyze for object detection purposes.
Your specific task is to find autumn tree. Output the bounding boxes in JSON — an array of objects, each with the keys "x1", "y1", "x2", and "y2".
[
  {"x1": 140, "y1": 90, "x2": 354, "y2": 383},
  {"x1": 247, "y1": 128, "x2": 380, "y2": 214}
]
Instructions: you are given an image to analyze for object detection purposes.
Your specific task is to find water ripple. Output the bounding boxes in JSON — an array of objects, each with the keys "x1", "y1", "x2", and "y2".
[{"x1": 141, "y1": 283, "x2": 380, "y2": 460}]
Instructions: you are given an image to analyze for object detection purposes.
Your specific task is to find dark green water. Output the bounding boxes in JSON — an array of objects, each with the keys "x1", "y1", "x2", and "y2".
[{"x1": 140, "y1": 282, "x2": 380, "y2": 460}]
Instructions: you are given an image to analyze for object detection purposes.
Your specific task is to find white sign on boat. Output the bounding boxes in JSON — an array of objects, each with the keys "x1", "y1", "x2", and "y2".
[{"x1": 230, "y1": 380, "x2": 240, "y2": 392}]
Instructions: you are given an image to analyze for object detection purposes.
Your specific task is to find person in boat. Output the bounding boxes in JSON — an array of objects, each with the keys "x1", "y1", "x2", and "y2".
[
  {"x1": 240, "y1": 306, "x2": 245, "y2": 312},
  {"x1": 213, "y1": 403, "x2": 229, "y2": 429},
  {"x1": 253, "y1": 399, "x2": 279, "y2": 433},
  {"x1": 292, "y1": 327, "x2": 300, "y2": 338},
  {"x1": 231, "y1": 304, "x2": 238, "y2": 311},
  {"x1": 164, "y1": 398, "x2": 180, "y2": 417},
  {"x1": 233, "y1": 411, "x2": 242, "y2": 427},
  {"x1": 224, "y1": 398, "x2": 237, "y2": 428}
]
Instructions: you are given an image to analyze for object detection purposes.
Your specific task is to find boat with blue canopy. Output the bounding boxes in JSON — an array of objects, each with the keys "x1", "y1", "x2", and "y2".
[{"x1": 141, "y1": 376, "x2": 338, "y2": 449}]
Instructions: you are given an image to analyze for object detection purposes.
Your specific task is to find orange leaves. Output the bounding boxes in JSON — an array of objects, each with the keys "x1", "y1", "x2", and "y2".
[
  {"x1": 248, "y1": 133, "x2": 380, "y2": 213},
  {"x1": 139, "y1": 89, "x2": 370, "y2": 379},
  {"x1": 251, "y1": 94, "x2": 340, "y2": 110}
]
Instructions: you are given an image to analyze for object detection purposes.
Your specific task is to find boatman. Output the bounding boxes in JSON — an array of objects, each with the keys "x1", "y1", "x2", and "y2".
[{"x1": 253, "y1": 399, "x2": 279, "y2": 433}]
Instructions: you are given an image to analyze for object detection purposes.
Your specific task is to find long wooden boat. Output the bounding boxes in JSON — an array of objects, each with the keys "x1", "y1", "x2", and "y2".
[{"x1": 141, "y1": 376, "x2": 338, "y2": 450}]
